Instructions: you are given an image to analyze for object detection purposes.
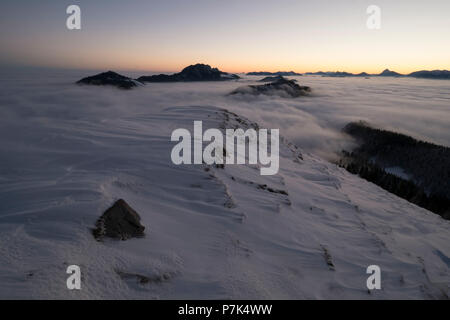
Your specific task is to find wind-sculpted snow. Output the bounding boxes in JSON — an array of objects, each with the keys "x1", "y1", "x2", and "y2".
[{"x1": 0, "y1": 68, "x2": 449, "y2": 299}]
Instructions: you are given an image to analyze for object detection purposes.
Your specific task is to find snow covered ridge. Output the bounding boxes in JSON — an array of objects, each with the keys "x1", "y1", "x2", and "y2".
[
  {"x1": 0, "y1": 71, "x2": 449, "y2": 299},
  {"x1": 0, "y1": 98, "x2": 449, "y2": 299},
  {"x1": 170, "y1": 120, "x2": 279, "y2": 175}
]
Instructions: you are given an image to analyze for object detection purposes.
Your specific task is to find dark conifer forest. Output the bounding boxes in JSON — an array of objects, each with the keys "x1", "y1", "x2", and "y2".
[{"x1": 339, "y1": 122, "x2": 450, "y2": 220}]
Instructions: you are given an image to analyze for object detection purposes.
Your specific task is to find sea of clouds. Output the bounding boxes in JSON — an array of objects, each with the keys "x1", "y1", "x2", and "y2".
[
  {"x1": 1, "y1": 67, "x2": 449, "y2": 162},
  {"x1": 2, "y1": 67, "x2": 450, "y2": 299}
]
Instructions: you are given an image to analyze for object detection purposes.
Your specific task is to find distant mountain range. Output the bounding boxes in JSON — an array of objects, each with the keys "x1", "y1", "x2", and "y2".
[
  {"x1": 77, "y1": 64, "x2": 240, "y2": 89},
  {"x1": 77, "y1": 66, "x2": 450, "y2": 89},
  {"x1": 246, "y1": 69, "x2": 449, "y2": 79},
  {"x1": 303, "y1": 69, "x2": 450, "y2": 79},
  {"x1": 408, "y1": 70, "x2": 450, "y2": 79},
  {"x1": 247, "y1": 71, "x2": 302, "y2": 76}
]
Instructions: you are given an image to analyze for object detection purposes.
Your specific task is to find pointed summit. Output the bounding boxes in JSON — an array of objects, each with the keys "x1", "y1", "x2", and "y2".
[
  {"x1": 378, "y1": 69, "x2": 402, "y2": 77},
  {"x1": 92, "y1": 199, "x2": 145, "y2": 240},
  {"x1": 138, "y1": 64, "x2": 239, "y2": 82}
]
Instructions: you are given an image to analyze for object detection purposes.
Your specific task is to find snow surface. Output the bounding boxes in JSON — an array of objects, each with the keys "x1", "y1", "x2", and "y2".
[{"x1": 0, "y1": 69, "x2": 449, "y2": 299}]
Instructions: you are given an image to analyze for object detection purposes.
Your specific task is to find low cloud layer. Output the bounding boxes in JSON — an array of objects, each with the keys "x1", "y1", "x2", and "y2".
[{"x1": 1, "y1": 68, "x2": 449, "y2": 163}]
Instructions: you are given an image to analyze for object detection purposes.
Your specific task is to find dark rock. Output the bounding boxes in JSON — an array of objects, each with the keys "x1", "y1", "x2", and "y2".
[
  {"x1": 321, "y1": 245, "x2": 335, "y2": 271},
  {"x1": 230, "y1": 77, "x2": 311, "y2": 98},
  {"x1": 93, "y1": 199, "x2": 145, "y2": 240},
  {"x1": 257, "y1": 184, "x2": 289, "y2": 195},
  {"x1": 138, "y1": 64, "x2": 239, "y2": 82},
  {"x1": 76, "y1": 71, "x2": 143, "y2": 89},
  {"x1": 116, "y1": 270, "x2": 172, "y2": 285}
]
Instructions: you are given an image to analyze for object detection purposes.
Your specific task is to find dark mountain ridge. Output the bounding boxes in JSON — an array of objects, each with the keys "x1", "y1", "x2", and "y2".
[
  {"x1": 76, "y1": 71, "x2": 143, "y2": 89},
  {"x1": 247, "y1": 71, "x2": 302, "y2": 76},
  {"x1": 138, "y1": 64, "x2": 239, "y2": 82}
]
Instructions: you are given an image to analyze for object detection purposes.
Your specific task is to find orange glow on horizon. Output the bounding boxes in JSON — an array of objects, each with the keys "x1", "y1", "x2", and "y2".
[
  {"x1": 35, "y1": 59, "x2": 448, "y2": 76},
  {"x1": 2, "y1": 1, "x2": 449, "y2": 76}
]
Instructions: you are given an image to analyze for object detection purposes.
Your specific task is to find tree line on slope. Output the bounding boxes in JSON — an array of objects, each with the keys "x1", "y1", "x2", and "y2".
[{"x1": 337, "y1": 122, "x2": 450, "y2": 220}]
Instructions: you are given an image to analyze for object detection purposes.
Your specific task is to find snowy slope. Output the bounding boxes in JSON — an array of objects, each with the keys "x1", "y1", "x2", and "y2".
[{"x1": 0, "y1": 71, "x2": 449, "y2": 299}]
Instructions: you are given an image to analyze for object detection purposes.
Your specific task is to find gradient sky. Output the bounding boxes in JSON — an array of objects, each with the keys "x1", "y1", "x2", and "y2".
[{"x1": 1, "y1": 0, "x2": 449, "y2": 73}]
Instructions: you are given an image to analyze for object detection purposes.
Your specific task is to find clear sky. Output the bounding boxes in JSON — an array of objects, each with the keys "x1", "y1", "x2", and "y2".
[{"x1": 1, "y1": 0, "x2": 449, "y2": 73}]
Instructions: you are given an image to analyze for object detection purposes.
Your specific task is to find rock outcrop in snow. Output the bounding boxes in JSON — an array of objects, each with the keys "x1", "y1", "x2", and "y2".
[{"x1": 93, "y1": 199, "x2": 145, "y2": 240}]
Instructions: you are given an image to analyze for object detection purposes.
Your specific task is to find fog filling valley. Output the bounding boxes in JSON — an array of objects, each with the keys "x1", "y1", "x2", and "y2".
[{"x1": 1, "y1": 68, "x2": 449, "y2": 164}]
